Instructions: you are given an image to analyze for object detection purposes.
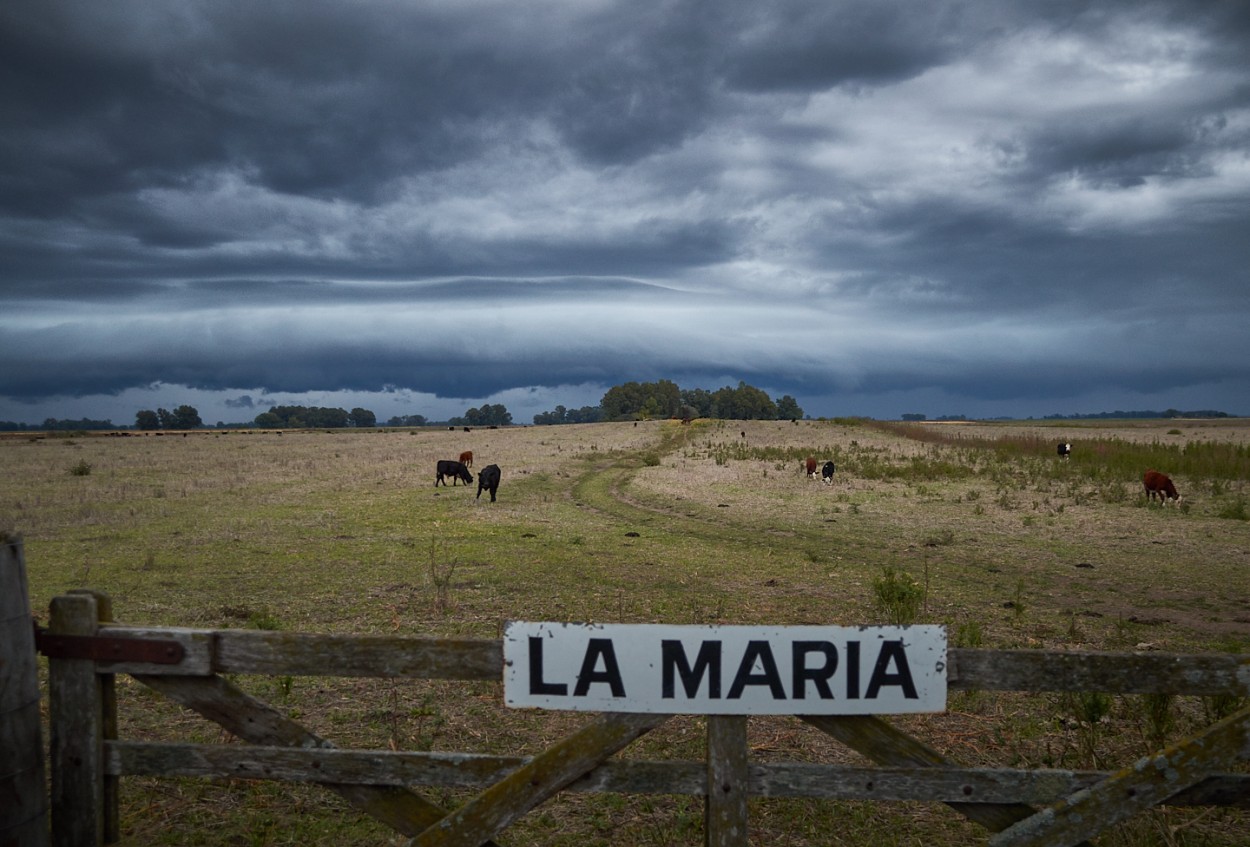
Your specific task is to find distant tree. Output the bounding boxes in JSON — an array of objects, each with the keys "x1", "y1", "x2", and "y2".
[
  {"x1": 533, "y1": 405, "x2": 568, "y2": 425},
  {"x1": 259, "y1": 405, "x2": 355, "y2": 428},
  {"x1": 536, "y1": 405, "x2": 602, "y2": 424},
  {"x1": 902, "y1": 413, "x2": 927, "y2": 422},
  {"x1": 567, "y1": 405, "x2": 602, "y2": 423},
  {"x1": 157, "y1": 408, "x2": 176, "y2": 429},
  {"x1": 135, "y1": 409, "x2": 161, "y2": 430},
  {"x1": 386, "y1": 414, "x2": 428, "y2": 427},
  {"x1": 170, "y1": 405, "x2": 202, "y2": 429},
  {"x1": 601, "y1": 380, "x2": 681, "y2": 420},
  {"x1": 680, "y1": 388, "x2": 715, "y2": 418},
  {"x1": 470, "y1": 404, "x2": 511, "y2": 426},
  {"x1": 775, "y1": 395, "x2": 804, "y2": 420},
  {"x1": 711, "y1": 381, "x2": 777, "y2": 420},
  {"x1": 255, "y1": 411, "x2": 282, "y2": 428},
  {"x1": 349, "y1": 408, "x2": 376, "y2": 428}
]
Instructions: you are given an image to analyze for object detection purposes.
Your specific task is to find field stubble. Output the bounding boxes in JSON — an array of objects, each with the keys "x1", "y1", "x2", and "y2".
[{"x1": 2, "y1": 418, "x2": 1248, "y2": 846}]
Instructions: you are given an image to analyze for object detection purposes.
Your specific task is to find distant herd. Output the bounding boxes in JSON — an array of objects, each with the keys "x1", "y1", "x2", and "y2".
[
  {"x1": 431, "y1": 435, "x2": 1182, "y2": 508},
  {"x1": 799, "y1": 442, "x2": 1181, "y2": 506}
]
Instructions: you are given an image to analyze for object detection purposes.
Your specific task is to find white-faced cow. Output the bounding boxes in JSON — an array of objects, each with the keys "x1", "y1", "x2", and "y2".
[
  {"x1": 804, "y1": 457, "x2": 817, "y2": 477},
  {"x1": 477, "y1": 464, "x2": 501, "y2": 502},
  {"x1": 821, "y1": 461, "x2": 836, "y2": 485},
  {"x1": 1057, "y1": 442, "x2": 1071, "y2": 460},
  {"x1": 435, "y1": 459, "x2": 473, "y2": 487},
  {"x1": 1143, "y1": 469, "x2": 1180, "y2": 504}
]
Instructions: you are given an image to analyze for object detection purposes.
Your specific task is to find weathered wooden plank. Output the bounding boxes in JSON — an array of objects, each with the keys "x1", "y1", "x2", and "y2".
[
  {"x1": 989, "y1": 704, "x2": 1250, "y2": 847},
  {"x1": 104, "y1": 740, "x2": 1250, "y2": 808},
  {"x1": 47, "y1": 594, "x2": 104, "y2": 847},
  {"x1": 412, "y1": 712, "x2": 669, "y2": 847},
  {"x1": 706, "y1": 716, "x2": 749, "y2": 847},
  {"x1": 948, "y1": 648, "x2": 1250, "y2": 696},
  {"x1": 803, "y1": 714, "x2": 1071, "y2": 839},
  {"x1": 211, "y1": 629, "x2": 501, "y2": 678},
  {"x1": 130, "y1": 673, "x2": 491, "y2": 842},
  {"x1": 0, "y1": 535, "x2": 49, "y2": 847},
  {"x1": 94, "y1": 627, "x2": 1250, "y2": 697},
  {"x1": 94, "y1": 625, "x2": 214, "y2": 676}
]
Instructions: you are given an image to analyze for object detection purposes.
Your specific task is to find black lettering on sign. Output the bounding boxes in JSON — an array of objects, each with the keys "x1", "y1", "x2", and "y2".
[
  {"x1": 727, "y1": 640, "x2": 786, "y2": 699},
  {"x1": 865, "y1": 640, "x2": 919, "y2": 700},
  {"x1": 661, "y1": 639, "x2": 722, "y2": 699},
  {"x1": 845, "y1": 640, "x2": 860, "y2": 699},
  {"x1": 528, "y1": 636, "x2": 567, "y2": 696},
  {"x1": 792, "y1": 641, "x2": 838, "y2": 699},
  {"x1": 573, "y1": 638, "x2": 626, "y2": 697}
]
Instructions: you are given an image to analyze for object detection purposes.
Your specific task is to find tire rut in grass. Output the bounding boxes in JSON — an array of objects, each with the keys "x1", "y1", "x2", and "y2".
[{"x1": 569, "y1": 452, "x2": 826, "y2": 554}]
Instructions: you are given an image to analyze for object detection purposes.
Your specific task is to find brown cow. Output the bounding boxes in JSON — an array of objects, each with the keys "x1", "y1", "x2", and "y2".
[
  {"x1": 459, "y1": 450, "x2": 473, "y2": 468},
  {"x1": 804, "y1": 457, "x2": 817, "y2": 477},
  {"x1": 1143, "y1": 469, "x2": 1180, "y2": 504}
]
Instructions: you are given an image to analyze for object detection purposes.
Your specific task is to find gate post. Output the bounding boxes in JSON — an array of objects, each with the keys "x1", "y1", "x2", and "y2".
[
  {"x1": 47, "y1": 592, "x2": 105, "y2": 847},
  {"x1": 0, "y1": 534, "x2": 50, "y2": 847},
  {"x1": 706, "y1": 716, "x2": 749, "y2": 847}
]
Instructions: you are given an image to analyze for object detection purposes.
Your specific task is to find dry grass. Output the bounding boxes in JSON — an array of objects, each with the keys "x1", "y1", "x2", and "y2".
[{"x1": 3, "y1": 418, "x2": 1248, "y2": 846}]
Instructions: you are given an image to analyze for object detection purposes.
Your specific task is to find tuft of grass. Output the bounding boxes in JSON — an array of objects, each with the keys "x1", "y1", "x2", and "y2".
[
  {"x1": 69, "y1": 459, "x2": 93, "y2": 476},
  {"x1": 246, "y1": 607, "x2": 282, "y2": 630},
  {"x1": 952, "y1": 619, "x2": 983, "y2": 648},
  {"x1": 1217, "y1": 498, "x2": 1248, "y2": 520}
]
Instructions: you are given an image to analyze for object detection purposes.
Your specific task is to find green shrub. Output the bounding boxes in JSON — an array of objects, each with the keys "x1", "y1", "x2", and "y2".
[
  {"x1": 68, "y1": 459, "x2": 93, "y2": 476},
  {"x1": 872, "y1": 567, "x2": 924, "y2": 625}
]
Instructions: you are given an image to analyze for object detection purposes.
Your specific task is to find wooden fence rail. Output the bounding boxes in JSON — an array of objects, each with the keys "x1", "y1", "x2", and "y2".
[{"x1": 4, "y1": 540, "x2": 1249, "y2": 847}]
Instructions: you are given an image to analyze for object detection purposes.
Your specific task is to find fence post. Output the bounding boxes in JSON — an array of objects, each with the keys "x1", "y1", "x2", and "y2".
[
  {"x1": 68, "y1": 590, "x2": 120, "y2": 844},
  {"x1": 705, "y1": 716, "x2": 749, "y2": 847},
  {"x1": 0, "y1": 534, "x2": 50, "y2": 847},
  {"x1": 48, "y1": 592, "x2": 105, "y2": 847}
]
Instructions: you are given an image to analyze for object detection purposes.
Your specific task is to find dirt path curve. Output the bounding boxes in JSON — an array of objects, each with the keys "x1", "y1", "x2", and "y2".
[{"x1": 566, "y1": 432, "x2": 816, "y2": 551}]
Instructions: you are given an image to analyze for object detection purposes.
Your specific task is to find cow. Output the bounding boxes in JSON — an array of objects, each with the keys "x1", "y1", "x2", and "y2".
[
  {"x1": 1142, "y1": 469, "x2": 1180, "y2": 504},
  {"x1": 459, "y1": 450, "x2": 474, "y2": 469},
  {"x1": 435, "y1": 459, "x2": 473, "y2": 487},
  {"x1": 476, "y1": 464, "x2": 501, "y2": 502},
  {"x1": 804, "y1": 457, "x2": 817, "y2": 477},
  {"x1": 821, "y1": 461, "x2": 836, "y2": 485},
  {"x1": 1057, "y1": 442, "x2": 1071, "y2": 460}
]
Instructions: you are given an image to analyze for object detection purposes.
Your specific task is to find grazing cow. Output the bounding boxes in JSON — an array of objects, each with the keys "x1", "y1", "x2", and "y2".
[
  {"x1": 476, "y1": 464, "x2": 501, "y2": 502},
  {"x1": 435, "y1": 459, "x2": 473, "y2": 487},
  {"x1": 1057, "y1": 442, "x2": 1071, "y2": 460},
  {"x1": 1143, "y1": 469, "x2": 1180, "y2": 504},
  {"x1": 821, "y1": 461, "x2": 836, "y2": 485},
  {"x1": 805, "y1": 457, "x2": 818, "y2": 477},
  {"x1": 459, "y1": 450, "x2": 474, "y2": 468}
]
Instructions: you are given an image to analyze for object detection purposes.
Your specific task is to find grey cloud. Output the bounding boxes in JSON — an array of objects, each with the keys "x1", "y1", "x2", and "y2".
[{"x1": 2, "y1": 0, "x2": 1248, "y2": 422}]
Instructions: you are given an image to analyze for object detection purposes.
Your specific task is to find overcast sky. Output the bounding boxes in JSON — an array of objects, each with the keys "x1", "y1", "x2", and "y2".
[{"x1": 3, "y1": 1, "x2": 1249, "y2": 426}]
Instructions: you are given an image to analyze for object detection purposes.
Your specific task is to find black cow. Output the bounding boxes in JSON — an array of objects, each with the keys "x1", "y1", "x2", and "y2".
[
  {"x1": 821, "y1": 461, "x2": 836, "y2": 485},
  {"x1": 476, "y1": 464, "x2": 501, "y2": 501},
  {"x1": 1057, "y1": 442, "x2": 1071, "y2": 460},
  {"x1": 435, "y1": 459, "x2": 473, "y2": 487}
]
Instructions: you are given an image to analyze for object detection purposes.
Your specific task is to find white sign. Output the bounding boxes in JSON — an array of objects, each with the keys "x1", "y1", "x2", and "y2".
[{"x1": 503, "y1": 622, "x2": 947, "y2": 714}]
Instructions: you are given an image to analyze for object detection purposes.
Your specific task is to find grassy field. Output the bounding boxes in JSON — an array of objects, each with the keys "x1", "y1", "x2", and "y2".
[{"x1": 4, "y1": 418, "x2": 1249, "y2": 845}]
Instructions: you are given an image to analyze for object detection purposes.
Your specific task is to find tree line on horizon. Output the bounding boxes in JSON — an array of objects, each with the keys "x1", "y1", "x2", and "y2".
[{"x1": 0, "y1": 387, "x2": 1235, "y2": 432}]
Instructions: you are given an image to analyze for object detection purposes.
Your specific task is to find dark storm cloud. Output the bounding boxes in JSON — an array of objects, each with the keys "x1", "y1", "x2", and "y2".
[{"x1": 2, "y1": 0, "x2": 1249, "y2": 423}]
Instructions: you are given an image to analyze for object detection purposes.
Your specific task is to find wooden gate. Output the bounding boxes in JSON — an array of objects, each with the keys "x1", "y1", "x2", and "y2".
[{"x1": 6, "y1": 543, "x2": 1250, "y2": 846}]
